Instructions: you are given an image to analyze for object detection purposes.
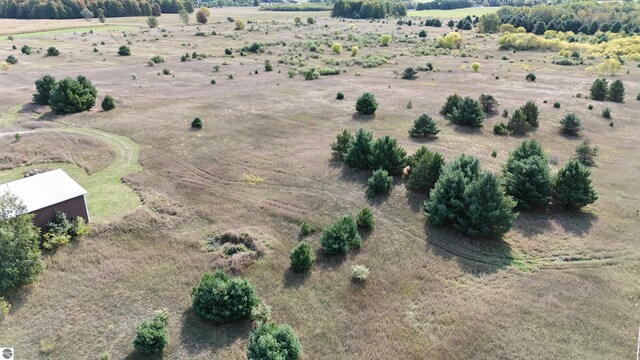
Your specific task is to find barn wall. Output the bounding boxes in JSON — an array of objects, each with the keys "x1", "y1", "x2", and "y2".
[{"x1": 32, "y1": 195, "x2": 90, "y2": 228}]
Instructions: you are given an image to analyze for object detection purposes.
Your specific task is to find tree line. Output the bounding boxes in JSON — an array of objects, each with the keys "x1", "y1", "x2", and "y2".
[
  {"x1": 0, "y1": 0, "x2": 194, "y2": 19},
  {"x1": 331, "y1": 0, "x2": 407, "y2": 19}
]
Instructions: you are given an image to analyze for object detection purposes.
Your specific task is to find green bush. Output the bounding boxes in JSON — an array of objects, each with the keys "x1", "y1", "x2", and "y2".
[
  {"x1": 525, "y1": 72, "x2": 536, "y2": 81},
  {"x1": 5, "y1": 55, "x2": 17, "y2": 64},
  {"x1": 409, "y1": 114, "x2": 440, "y2": 138},
  {"x1": 191, "y1": 117, "x2": 203, "y2": 129},
  {"x1": 356, "y1": 207, "x2": 375, "y2": 230},
  {"x1": 424, "y1": 155, "x2": 516, "y2": 238},
  {"x1": 351, "y1": 265, "x2": 369, "y2": 283},
  {"x1": 590, "y1": 78, "x2": 608, "y2": 101},
  {"x1": 320, "y1": 214, "x2": 361, "y2": 255},
  {"x1": 191, "y1": 269, "x2": 259, "y2": 324},
  {"x1": 602, "y1": 107, "x2": 611, "y2": 119},
  {"x1": 20, "y1": 45, "x2": 31, "y2": 55},
  {"x1": 330, "y1": 129, "x2": 353, "y2": 161},
  {"x1": 32, "y1": 74, "x2": 56, "y2": 105},
  {"x1": 573, "y1": 139, "x2": 598, "y2": 167},
  {"x1": 0, "y1": 193, "x2": 43, "y2": 293},
  {"x1": 449, "y1": 96, "x2": 485, "y2": 126},
  {"x1": 552, "y1": 160, "x2": 598, "y2": 208},
  {"x1": 299, "y1": 221, "x2": 314, "y2": 236},
  {"x1": 150, "y1": 55, "x2": 165, "y2": 64},
  {"x1": 355, "y1": 92, "x2": 378, "y2": 115},
  {"x1": 401, "y1": 67, "x2": 417, "y2": 80},
  {"x1": 290, "y1": 242, "x2": 314, "y2": 273},
  {"x1": 553, "y1": 102, "x2": 561, "y2": 108},
  {"x1": 118, "y1": 45, "x2": 131, "y2": 56},
  {"x1": 493, "y1": 121, "x2": 509, "y2": 135},
  {"x1": 369, "y1": 136, "x2": 407, "y2": 176},
  {"x1": 406, "y1": 149, "x2": 444, "y2": 192},
  {"x1": 101, "y1": 95, "x2": 115, "y2": 111},
  {"x1": 608, "y1": 79, "x2": 625, "y2": 103},
  {"x1": 336, "y1": 92, "x2": 344, "y2": 100},
  {"x1": 48, "y1": 75, "x2": 97, "y2": 114},
  {"x1": 560, "y1": 113, "x2": 582, "y2": 135},
  {"x1": 246, "y1": 323, "x2": 301, "y2": 360},
  {"x1": 303, "y1": 68, "x2": 319, "y2": 80},
  {"x1": 264, "y1": 60, "x2": 273, "y2": 72},
  {"x1": 133, "y1": 309, "x2": 169, "y2": 354},
  {"x1": 367, "y1": 168, "x2": 393, "y2": 197},
  {"x1": 520, "y1": 100, "x2": 539, "y2": 127},
  {"x1": 345, "y1": 128, "x2": 373, "y2": 169},
  {"x1": 440, "y1": 93, "x2": 462, "y2": 116},
  {"x1": 380, "y1": 34, "x2": 392, "y2": 46},
  {"x1": 478, "y1": 94, "x2": 499, "y2": 114},
  {"x1": 507, "y1": 108, "x2": 529, "y2": 135},
  {"x1": 46, "y1": 47, "x2": 59, "y2": 56},
  {"x1": 501, "y1": 140, "x2": 552, "y2": 209}
]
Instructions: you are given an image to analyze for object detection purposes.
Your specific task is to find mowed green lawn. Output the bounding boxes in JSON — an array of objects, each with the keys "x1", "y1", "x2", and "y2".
[
  {"x1": 0, "y1": 128, "x2": 141, "y2": 223},
  {"x1": 409, "y1": 6, "x2": 499, "y2": 18}
]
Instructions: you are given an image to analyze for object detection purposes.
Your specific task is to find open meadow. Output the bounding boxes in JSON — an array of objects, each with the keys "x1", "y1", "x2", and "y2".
[{"x1": 0, "y1": 7, "x2": 639, "y2": 359}]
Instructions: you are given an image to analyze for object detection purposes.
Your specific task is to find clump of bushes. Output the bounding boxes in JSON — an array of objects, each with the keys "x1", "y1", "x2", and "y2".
[
  {"x1": 46, "y1": 47, "x2": 59, "y2": 56},
  {"x1": 21, "y1": 45, "x2": 31, "y2": 55},
  {"x1": 118, "y1": 45, "x2": 131, "y2": 56},
  {"x1": 133, "y1": 309, "x2": 169, "y2": 355},
  {"x1": 355, "y1": 92, "x2": 378, "y2": 115},
  {"x1": 442, "y1": 95, "x2": 485, "y2": 126},
  {"x1": 401, "y1": 67, "x2": 417, "y2": 80},
  {"x1": 41, "y1": 212, "x2": 90, "y2": 250},
  {"x1": 5, "y1": 55, "x2": 17, "y2": 64},
  {"x1": 590, "y1": 78, "x2": 625, "y2": 103},
  {"x1": 47, "y1": 75, "x2": 97, "y2": 114},
  {"x1": 602, "y1": 107, "x2": 611, "y2": 119},
  {"x1": 303, "y1": 68, "x2": 319, "y2": 80},
  {"x1": 493, "y1": 121, "x2": 509, "y2": 135},
  {"x1": 191, "y1": 269, "x2": 259, "y2": 324},
  {"x1": 150, "y1": 55, "x2": 165, "y2": 64},
  {"x1": 320, "y1": 214, "x2": 361, "y2": 255},
  {"x1": 246, "y1": 323, "x2": 301, "y2": 360}
]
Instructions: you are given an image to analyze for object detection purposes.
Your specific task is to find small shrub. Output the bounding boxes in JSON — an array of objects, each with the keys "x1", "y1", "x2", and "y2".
[
  {"x1": 588, "y1": 104, "x2": 593, "y2": 110},
  {"x1": 355, "y1": 92, "x2": 378, "y2": 115},
  {"x1": 147, "y1": 15, "x2": 158, "y2": 28},
  {"x1": 525, "y1": 72, "x2": 536, "y2": 81},
  {"x1": 162, "y1": 68, "x2": 170, "y2": 75},
  {"x1": 133, "y1": 309, "x2": 169, "y2": 354},
  {"x1": 493, "y1": 121, "x2": 509, "y2": 135},
  {"x1": 471, "y1": 62, "x2": 480, "y2": 71},
  {"x1": 330, "y1": 129, "x2": 353, "y2": 160},
  {"x1": 191, "y1": 269, "x2": 259, "y2": 324},
  {"x1": 351, "y1": 265, "x2": 369, "y2": 283},
  {"x1": 367, "y1": 169, "x2": 393, "y2": 197},
  {"x1": 210, "y1": 79, "x2": 216, "y2": 84},
  {"x1": 235, "y1": 19, "x2": 246, "y2": 30},
  {"x1": 299, "y1": 221, "x2": 314, "y2": 236},
  {"x1": 380, "y1": 34, "x2": 392, "y2": 46},
  {"x1": 351, "y1": 45, "x2": 359, "y2": 57},
  {"x1": 101, "y1": 95, "x2": 115, "y2": 111},
  {"x1": 250, "y1": 302, "x2": 272, "y2": 326},
  {"x1": 246, "y1": 323, "x2": 301, "y2": 360},
  {"x1": 407, "y1": 100, "x2": 412, "y2": 109},
  {"x1": 332, "y1": 42, "x2": 342, "y2": 54},
  {"x1": 150, "y1": 55, "x2": 164, "y2": 63},
  {"x1": 418, "y1": 29, "x2": 427, "y2": 38},
  {"x1": 401, "y1": 67, "x2": 418, "y2": 80},
  {"x1": 191, "y1": 117, "x2": 203, "y2": 129},
  {"x1": 46, "y1": 47, "x2": 59, "y2": 56},
  {"x1": 320, "y1": 214, "x2": 361, "y2": 255},
  {"x1": 5, "y1": 55, "x2": 17, "y2": 64},
  {"x1": 21, "y1": 45, "x2": 31, "y2": 55},
  {"x1": 553, "y1": 102, "x2": 561, "y2": 108},
  {"x1": 356, "y1": 207, "x2": 375, "y2": 230},
  {"x1": 290, "y1": 242, "x2": 314, "y2": 273},
  {"x1": 608, "y1": 79, "x2": 625, "y2": 103},
  {"x1": 264, "y1": 60, "x2": 273, "y2": 72},
  {"x1": 602, "y1": 107, "x2": 611, "y2": 119},
  {"x1": 590, "y1": 78, "x2": 608, "y2": 101},
  {"x1": 573, "y1": 139, "x2": 598, "y2": 167},
  {"x1": 303, "y1": 68, "x2": 319, "y2": 80},
  {"x1": 118, "y1": 45, "x2": 131, "y2": 56},
  {"x1": 336, "y1": 92, "x2": 344, "y2": 100},
  {"x1": 478, "y1": 94, "x2": 499, "y2": 114}
]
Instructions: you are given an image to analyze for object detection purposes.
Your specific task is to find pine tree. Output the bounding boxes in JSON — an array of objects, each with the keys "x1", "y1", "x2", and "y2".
[
  {"x1": 48, "y1": 75, "x2": 97, "y2": 114},
  {"x1": 560, "y1": 113, "x2": 582, "y2": 135},
  {"x1": 345, "y1": 128, "x2": 372, "y2": 169},
  {"x1": 590, "y1": 78, "x2": 608, "y2": 101},
  {"x1": 330, "y1": 129, "x2": 353, "y2": 161},
  {"x1": 454, "y1": 171, "x2": 517, "y2": 238},
  {"x1": 507, "y1": 108, "x2": 529, "y2": 134},
  {"x1": 552, "y1": 160, "x2": 598, "y2": 208},
  {"x1": 607, "y1": 79, "x2": 625, "y2": 103},
  {"x1": 290, "y1": 242, "x2": 314, "y2": 273},
  {"x1": 32, "y1": 74, "x2": 56, "y2": 105},
  {"x1": 355, "y1": 92, "x2": 378, "y2": 115},
  {"x1": 449, "y1": 96, "x2": 485, "y2": 126},
  {"x1": 369, "y1": 136, "x2": 407, "y2": 175},
  {"x1": 502, "y1": 154, "x2": 552, "y2": 208},
  {"x1": 409, "y1": 114, "x2": 440, "y2": 138},
  {"x1": 406, "y1": 150, "x2": 445, "y2": 192},
  {"x1": 440, "y1": 93, "x2": 462, "y2": 116},
  {"x1": 520, "y1": 100, "x2": 539, "y2": 127},
  {"x1": 509, "y1": 139, "x2": 546, "y2": 161}
]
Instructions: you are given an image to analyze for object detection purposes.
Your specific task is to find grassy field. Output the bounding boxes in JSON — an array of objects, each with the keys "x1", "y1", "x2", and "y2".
[
  {"x1": 409, "y1": 7, "x2": 499, "y2": 18},
  {"x1": 5, "y1": 25, "x2": 139, "y2": 38},
  {"x1": 0, "y1": 8, "x2": 639, "y2": 360}
]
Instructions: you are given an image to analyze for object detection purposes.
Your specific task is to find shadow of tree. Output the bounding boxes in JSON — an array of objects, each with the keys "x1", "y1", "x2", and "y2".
[
  {"x1": 351, "y1": 112, "x2": 375, "y2": 122},
  {"x1": 313, "y1": 248, "x2": 348, "y2": 271},
  {"x1": 425, "y1": 224, "x2": 515, "y2": 275},
  {"x1": 551, "y1": 208, "x2": 597, "y2": 236},
  {"x1": 452, "y1": 125, "x2": 483, "y2": 135},
  {"x1": 405, "y1": 187, "x2": 428, "y2": 213},
  {"x1": 282, "y1": 268, "x2": 310, "y2": 288},
  {"x1": 176, "y1": 308, "x2": 252, "y2": 357},
  {"x1": 512, "y1": 208, "x2": 555, "y2": 237}
]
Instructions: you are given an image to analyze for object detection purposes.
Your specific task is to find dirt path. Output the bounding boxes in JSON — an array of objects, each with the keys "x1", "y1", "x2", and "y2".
[{"x1": 0, "y1": 126, "x2": 142, "y2": 223}]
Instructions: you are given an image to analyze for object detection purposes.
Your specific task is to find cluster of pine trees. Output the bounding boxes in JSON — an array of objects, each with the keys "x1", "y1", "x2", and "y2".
[
  {"x1": 497, "y1": 2, "x2": 640, "y2": 35},
  {"x1": 0, "y1": 0, "x2": 194, "y2": 19},
  {"x1": 331, "y1": 0, "x2": 406, "y2": 19},
  {"x1": 415, "y1": 0, "x2": 471, "y2": 11}
]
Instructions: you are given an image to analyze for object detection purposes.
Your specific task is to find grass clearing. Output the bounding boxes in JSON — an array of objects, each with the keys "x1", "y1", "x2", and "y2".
[
  {"x1": 5, "y1": 25, "x2": 139, "y2": 38},
  {"x1": 0, "y1": 104, "x2": 21, "y2": 126}
]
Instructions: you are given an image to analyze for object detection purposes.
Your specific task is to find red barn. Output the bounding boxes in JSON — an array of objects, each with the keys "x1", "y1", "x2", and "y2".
[{"x1": 0, "y1": 169, "x2": 90, "y2": 228}]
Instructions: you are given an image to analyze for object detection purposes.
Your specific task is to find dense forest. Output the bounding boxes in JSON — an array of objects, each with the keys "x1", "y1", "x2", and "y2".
[
  {"x1": 0, "y1": 0, "x2": 194, "y2": 19},
  {"x1": 497, "y1": 2, "x2": 640, "y2": 35},
  {"x1": 331, "y1": 0, "x2": 406, "y2": 19}
]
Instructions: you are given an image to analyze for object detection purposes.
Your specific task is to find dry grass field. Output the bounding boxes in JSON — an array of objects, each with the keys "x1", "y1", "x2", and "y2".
[{"x1": 1, "y1": 8, "x2": 639, "y2": 360}]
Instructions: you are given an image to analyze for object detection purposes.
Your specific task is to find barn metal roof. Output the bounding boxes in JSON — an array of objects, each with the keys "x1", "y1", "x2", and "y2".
[{"x1": 0, "y1": 169, "x2": 87, "y2": 212}]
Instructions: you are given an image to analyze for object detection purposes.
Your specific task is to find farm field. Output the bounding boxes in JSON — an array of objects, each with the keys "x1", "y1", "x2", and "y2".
[{"x1": 1, "y1": 8, "x2": 640, "y2": 360}]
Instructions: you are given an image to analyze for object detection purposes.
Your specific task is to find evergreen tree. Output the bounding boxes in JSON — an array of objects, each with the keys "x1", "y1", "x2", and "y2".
[
  {"x1": 507, "y1": 108, "x2": 529, "y2": 134},
  {"x1": 355, "y1": 92, "x2": 378, "y2": 115},
  {"x1": 533, "y1": 21, "x2": 546, "y2": 35},
  {"x1": 449, "y1": 96, "x2": 485, "y2": 126},
  {"x1": 502, "y1": 153, "x2": 552, "y2": 209},
  {"x1": 409, "y1": 114, "x2": 440, "y2": 138},
  {"x1": 590, "y1": 78, "x2": 608, "y2": 101},
  {"x1": 290, "y1": 242, "x2": 314, "y2": 273},
  {"x1": 191, "y1": 270, "x2": 259, "y2": 324},
  {"x1": 454, "y1": 171, "x2": 517, "y2": 238},
  {"x1": 440, "y1": 93, "x2": 462, "y2": 116},
  {"x1": 552, "y1": 160, "x2": 598, "y2": 208},
  {"x1": 320, "y1": 214, "x2": 361, "y2": 255},
  {"x1": 560, "y1": 113, "x2": 582, "y2": 135},
  {"x1": 520, "y1": 100, "x2": 539, "y2": 127},
  {"x1": 367, "y1": 168, "x2": 393, "y2": 197},
  {"x1": 330, "y1": 129, "x2": 353, "y2": 161},
  {"x1": 345, "y1": 128, "x2": 372, "y2": 169},
  {"x1": 573, "y1": 139, "x2": 598, "y2": 167},
  {"x1": 608, "y1": 79, "x2": 625, "y2": 103},
  {"x1": 509, "y1": 139, "x2": 546, "y2": 161},
  {"x1": 246, "y1": 323, "x2": 301, "y2": 360},
  {"x1": 406, "y1": 149, "x2": 445, "y2": 192},
  {"x1": 32, "y1": 74, "x2": 56, "y2": 105},
  {"x1": 48, "y1": 75, "x2": 97, "y2": 114},
  {"x1": 369, "y1": 136, "x2": 407, "y2": 175}
]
